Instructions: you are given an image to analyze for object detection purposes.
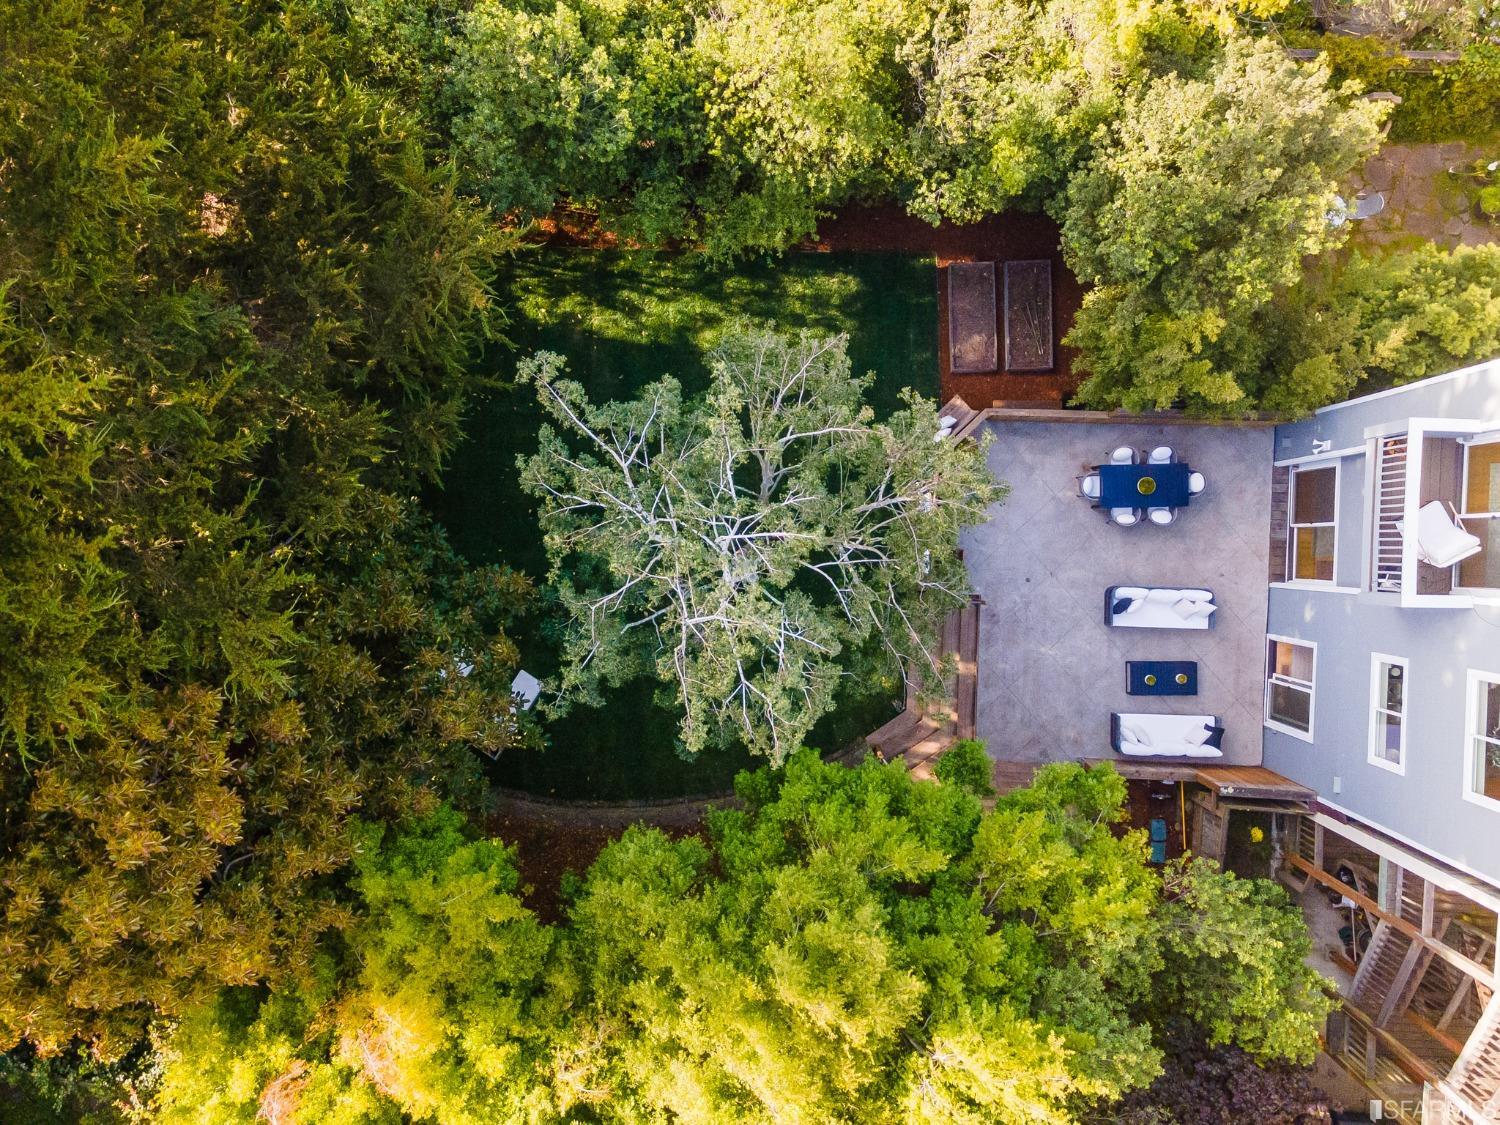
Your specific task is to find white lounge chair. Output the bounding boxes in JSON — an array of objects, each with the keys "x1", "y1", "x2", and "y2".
[
  {"x1": 1079, "y1": 474, "x2": 1101, "y2": 500},
  {"x1": 1110, "y1": 446, "x2": 1137, "y2": 465},
  {"x1": 1399, "y1": 500, "x2": 1482, "y2": 568},
  {"x1": 1111, "y1": 507, "x2": 1139, "y2": 526},
  {"x1": 1147, "y1": 507, "x2": 1175, "y2": 526},
  {"x1": 1187, "y1": 471, "x2": 1206, "y2": 495},
  {"x1": 1148, "y1": 446, "x2": 1175, "y2": 464}
]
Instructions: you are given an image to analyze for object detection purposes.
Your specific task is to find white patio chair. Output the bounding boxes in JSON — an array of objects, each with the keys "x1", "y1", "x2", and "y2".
[
  {"x1": 1078, "y1": 474, "x2": 1101, "y2": 500},
  {"x1": 1111, "y1": 507, "x2": 1139, "y2": 527},
  {"x1": 1148, "y1": 446, "x2": 1175, "y2": 464},
  {"x1": 1110, "y1": 446, "x2": 1137, "y2": 465},
  {"x1": 1187, "y1": 471, "x2": 1206, "y2": 495},
  {"x1": 1398, "y1": 500, "x2": 1482, "y2": 568},
  {"x1": 1147, "y1": 507, "x2": 1176, "y2": 526}
]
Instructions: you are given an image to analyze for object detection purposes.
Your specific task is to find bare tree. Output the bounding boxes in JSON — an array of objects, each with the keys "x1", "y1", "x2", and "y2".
[{"x1": 519, "y1": 326, "x2": 1001, "y2": 763}]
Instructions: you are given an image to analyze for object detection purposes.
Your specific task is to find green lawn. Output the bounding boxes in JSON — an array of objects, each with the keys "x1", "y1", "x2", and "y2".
[{"x1": 427, "y1": 250, "x2": 938, "y2": 799}]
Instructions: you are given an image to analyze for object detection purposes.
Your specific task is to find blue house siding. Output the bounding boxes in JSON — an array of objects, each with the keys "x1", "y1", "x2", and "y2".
[
  {"x1": 1274, "y1": 358, "x2": 1500, "y2": 464},
  {"x1": 1264, "y1": 589, "x2": 1500, "y2": 885},
  {"x1": 1263, "y1": 357, "x2": 1500, "y2": 888}
]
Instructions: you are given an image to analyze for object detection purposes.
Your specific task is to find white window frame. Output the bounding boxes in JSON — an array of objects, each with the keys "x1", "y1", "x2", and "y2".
[
  {"x1": 1455, "y1": 435, "x2": 1500, "y2": 594},
  {"x1": 1366, "y1": 653, "x2": 1408, "y2": 775},
  {"x1": 1463, "y1": 669, "x2": 1500, "y2": 813},
  {"x1": 1287, "y1": 461, "x2": 1340, "y2": 586},
  {"x1": 1264, "y1": 634, "x2": 1316, "y2": 742}
]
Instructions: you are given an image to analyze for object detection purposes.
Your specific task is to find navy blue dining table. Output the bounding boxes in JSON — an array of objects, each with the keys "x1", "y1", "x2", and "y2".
[{"x1": 1096, "y1": 462, "x2": 1192, "y2": 509}]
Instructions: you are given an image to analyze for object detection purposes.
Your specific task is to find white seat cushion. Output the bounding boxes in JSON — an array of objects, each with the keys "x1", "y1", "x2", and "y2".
[{"x1": 1170, "y1": 598, "x2": 1200, "y2": 621}]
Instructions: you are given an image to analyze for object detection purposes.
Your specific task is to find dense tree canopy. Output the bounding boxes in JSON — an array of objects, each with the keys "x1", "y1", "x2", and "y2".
[
  {"x1": 320, "y1": 0, "x2": 1500, "y2": 414},
  {"x1": 519, "y1": 327, "x2": 999, "y2": 761},
  {"x1": 0, "y1": 0, "x2": 529, "y2": 1055},
  {"x1": 149, "y1": 756, "x2": 1334, "y2": 1124},
  {"x1": 1059, "y1": 36, "x2": 1385, "y2": 413}
]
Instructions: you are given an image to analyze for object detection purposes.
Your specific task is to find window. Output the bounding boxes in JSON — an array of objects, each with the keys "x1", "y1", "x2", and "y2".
[
  {"x1": 1367, "y1": 655, "x2": 1407, "y2": 773},
  {"x1": 1466, "y1": 671, "x2": 1500, "y2": 809},
  {"x1": 1266, "y1": 637, "x2": 1316, "y2": 740},
  {"x1": 1458, "y1": 438, "x2": 1500, "y2": 590},
  {"x1": 1289, "y1": 465, "x2": 1337, "y2": 582}
]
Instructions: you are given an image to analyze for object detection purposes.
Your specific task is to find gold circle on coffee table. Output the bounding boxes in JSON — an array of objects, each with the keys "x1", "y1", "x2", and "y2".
[{"x1": 1137, "y1": 477, "x2": 1157, "y2": 496}]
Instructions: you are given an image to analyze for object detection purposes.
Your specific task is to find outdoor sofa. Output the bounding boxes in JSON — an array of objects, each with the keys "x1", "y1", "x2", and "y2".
[
  {"x1": 1105, "y1": 586, "x2": 1217, "y2": 629},
  {"x1": 1110, "y1": 713, "x2": 1225, "y2": 758}
]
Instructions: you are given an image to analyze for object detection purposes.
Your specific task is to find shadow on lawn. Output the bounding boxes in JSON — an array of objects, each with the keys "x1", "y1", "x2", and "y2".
[{"x1": 426, "y1": 249, "x2": 936, "y2": 799}]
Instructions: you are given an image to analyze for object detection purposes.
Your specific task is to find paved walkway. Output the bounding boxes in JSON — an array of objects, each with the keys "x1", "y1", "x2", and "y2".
[{"x1": 1349, "y1": 142, "x2": 1499, "y2": 249}]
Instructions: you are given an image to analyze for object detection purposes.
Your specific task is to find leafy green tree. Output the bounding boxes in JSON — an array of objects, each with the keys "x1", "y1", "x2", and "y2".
[
  {"x1": 0, "y1": 0, "x2": 529, "y2": 1055},
  {"x1": 690, "y1": 0, "x2": 912, "y2": 254},
  {"x1": 151, "y1": 759, "x2": 1333, "y2": 1123},
  {"x1": 894, "y1": 0, "x2": 1279, "y2": 224},
  {"x1": 1059, "y1": 36, "x2": 1384, "y2": 414},
  {"x1": 519, "y1": 326, "x2": 999, "y2": 762},
  {"x1": 562, "y1": 755, "x2": 1332, "y2": 1122},
  {"x1": 1322, "y1": 243, "x2": 1500, "y2": 389},
  {"x1": 447, "y1": 0, "x2": 709, "y2": 244},
  {"x1": 153, "y1": 808, "x2": 559, "y2": 1125}
]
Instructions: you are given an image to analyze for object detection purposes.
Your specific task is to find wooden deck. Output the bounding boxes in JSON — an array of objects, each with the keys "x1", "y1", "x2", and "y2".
[
  {"x1": 1096, "y1": 761, "x2": 1317, "y2": 804},
  {"x1": 864, "y1": 596, "x2": 980, "y2": 779}
]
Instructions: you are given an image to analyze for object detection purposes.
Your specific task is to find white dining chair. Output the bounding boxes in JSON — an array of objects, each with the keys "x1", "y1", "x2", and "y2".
[
  {"x1": 1148, "y1": 446, "x2": 1175, "y2": 464},
  {"x1": 1111, "y1": 507, "x2": 1139, "y2": 526},
  {"x1": 1148, "y1": 507, "x2": 1176, "y2": 526},
  {"x1": 1187, "y1": 471, "x2": 1206, "y2": 495},
  {"x1": 1110, "y1": 446, "x2": 1137, "y2": 465},
  {"x1": 1079, "y1": 474, "x2": 1101, "y2": 500}
]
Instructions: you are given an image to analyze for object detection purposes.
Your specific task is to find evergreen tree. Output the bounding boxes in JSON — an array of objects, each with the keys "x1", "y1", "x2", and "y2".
[{"x1": 0, "y1": 0, "x2": 529, "y2": 1054}]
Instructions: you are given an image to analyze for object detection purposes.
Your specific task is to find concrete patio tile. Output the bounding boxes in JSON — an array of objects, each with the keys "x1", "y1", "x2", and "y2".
[{"x1": 966, "y1": 418, "x2": 1273, "y2": 768}]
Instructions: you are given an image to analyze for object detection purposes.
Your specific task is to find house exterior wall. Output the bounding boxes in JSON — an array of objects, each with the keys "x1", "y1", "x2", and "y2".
[
  {"x1": 1263, "y1": 592, "x2": 1500, "y2": 884},
  {"x1": 1264, "y1": 359, "x2": 1500, "y2": 888},
  {"x1": 1272, "y1": 359, "x2": 1500, "y2": 463}
]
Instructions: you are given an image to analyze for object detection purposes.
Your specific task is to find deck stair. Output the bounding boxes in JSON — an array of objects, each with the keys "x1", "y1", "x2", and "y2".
[
  {"x1": 937, "y1": 396, "x2": 987, "y2": 441},
  {"x1": 1447, "y1": 991, "x2": 1500, "y2": 1118},
  {"x1": 1374, "y1": 433, "x2": 1408, "y2": 592},
  {"x1": 1351, "y1": 920, "x2": 1418, "y2": 1017},
  {"x1": 864, "y1": 596, "x2": 980, "y2": 780}
]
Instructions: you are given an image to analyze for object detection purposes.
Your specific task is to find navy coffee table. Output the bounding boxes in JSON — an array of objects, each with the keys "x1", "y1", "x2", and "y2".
[{"x1": 1127, "y1": 660, "x2": 1197, "y2": 696}]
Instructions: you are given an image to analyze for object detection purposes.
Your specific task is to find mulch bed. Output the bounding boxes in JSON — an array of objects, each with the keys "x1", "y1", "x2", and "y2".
[
  {"x1": 523, "y1": 201, "x2": 1084, "y2": 410},
  {"x1": 808, "y1": 204, "x2": 1083, "y2": 407},
  {"x1": 488, "y1": 810, "x2": 706, "y2": 924}
]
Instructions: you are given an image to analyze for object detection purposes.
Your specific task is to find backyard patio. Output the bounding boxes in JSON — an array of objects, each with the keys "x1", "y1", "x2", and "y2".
[{"x1": 961, "y1": 416, "x2": 1275, "y2": 767}]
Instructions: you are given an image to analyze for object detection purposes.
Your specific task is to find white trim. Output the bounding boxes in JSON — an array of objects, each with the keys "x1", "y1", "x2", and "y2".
[
  {"x1": 1366, "y1": 652, "x2": 1408, "y2": 775},
  {"x1": 1273, "y1": 444, "x2": 1366, "y2": 467},
  {"x1": 1269, "y1": 581, "x2": 1361, "y2": 595},
  {"x1": 1313, "y1": 357, "x2": 1500, "y2": 415},
  {"x1": 1463, "y1": 668, "x2": 1500, "y2": 813},
  {"x1": 1287, "y1": 461, "x2": 1340, "y2": 584},
  {"x1": 1265, "y1": 634, "x2": 1316, "y2": 742},
  {"x1": 1312, "y1": 806, "x2": 1500, "y2": 909}
]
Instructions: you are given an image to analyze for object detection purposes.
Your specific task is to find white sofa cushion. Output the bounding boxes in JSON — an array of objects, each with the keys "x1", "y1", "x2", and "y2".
[
  {"x1": 1114, "y1": 713, "x2": 1223, "y2": 758},
  {"x1": 1169, "y1": 598, "x2": 1199, "y2": 621},
  {"x1": 1108, "y1": 586, "x2": 1216, "y2": 630}
]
